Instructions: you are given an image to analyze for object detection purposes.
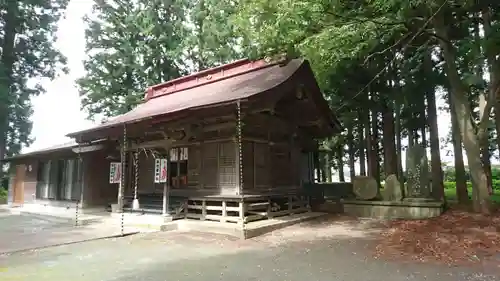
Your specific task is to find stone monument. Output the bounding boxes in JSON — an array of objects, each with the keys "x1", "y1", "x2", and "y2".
[
  {"x1": 352, "y1": 176, "x2": 378, "y2": 200},
  {"x1": 405, "y1": 144, "x2": 431, "y2": 200},
  {"x1": 382, "y1": 174, "x2": 403, "y2": 201}
]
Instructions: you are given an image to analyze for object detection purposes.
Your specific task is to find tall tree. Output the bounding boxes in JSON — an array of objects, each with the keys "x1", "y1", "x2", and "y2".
[
  {"x1": 78, "y1": 0, "x2": 246, "y2": 120},
  {"x1": 184, "y1": 0, "x2": 244, "y2": 71},
  {"x1": 77, "y1": 0, "x2": 187, "y2": 119},
  {"x1": 424, "y1": 50, "x2": 445, "y2": 201},
  {"x1": 235, "y1": 0, "x2": 500, "y2": 213},
  {"x1": 0, "y1": 0, "x2": 69, "y2": 178}
]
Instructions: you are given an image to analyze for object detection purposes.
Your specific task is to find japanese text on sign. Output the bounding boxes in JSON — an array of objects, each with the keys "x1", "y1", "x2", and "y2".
[
  {"x1": 154, "y1": 158, "x2": 168, "y2": 183},
  {"x1": 109, "y1": 162, "x2": 121, "y2": 184}
]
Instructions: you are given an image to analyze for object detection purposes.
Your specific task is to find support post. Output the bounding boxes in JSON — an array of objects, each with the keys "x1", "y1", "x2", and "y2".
[
  {"x1": 75, "y1": 140, "x2": 82, "y2": 226},
  {"x1": 202, "y1": 200, "x2": 207, "y2": 221},
  {"x1": 220, "y1": 200, "x2": 227, "y2": 223},
  {"x1": 238, "y1": 201, "x2": 245, "y2": 227},
  {"x1": 162, "y1": 182, "x2": 168, "y2": 215},
  {"x1": 236, "y1": 100, "x2": 243, "y2": 195},
  {"x1": 117, "y1": 125, "x2": 127, "y2": 212},
  {"x1": 267, "y1": 198, "x2": 273, "y2": 219},
  {"x1": 162, "y1": 150, "x2": 171, "y2": 216}
]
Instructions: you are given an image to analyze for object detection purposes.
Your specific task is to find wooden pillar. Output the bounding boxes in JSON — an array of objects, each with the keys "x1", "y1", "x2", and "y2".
[
  {"x1": 267, "y1": 198, "x2": 273, "y2": 219},
  {"x1": 117, "y1": 125, "x2": 127, "y2": 212},
  {"x1": 162, "y1": 183, "x2": 168, "y2": 215},
  {"x1": 79, "y1": 153, "x2": 86, "y2": 207},
  {"x1": 236, "y1": 100, "x2": 243, "y2": 195},
  {"x1": 162, "y1": 146, "x2": 171, "y2": 216},
  {"x1": 221, "y1": 200, "x2": 227, "y2": 223},
  {"x1": 201, "y1": 200, "x2": 207, "y2": 221},
  {"x1": 238, "y1": 201, "x2": 245, "y2": 226}
]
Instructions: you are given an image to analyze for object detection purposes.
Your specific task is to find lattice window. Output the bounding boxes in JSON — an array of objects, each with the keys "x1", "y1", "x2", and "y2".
[{"x1": 218, "y1": 141, "x2": 237, "y2": 190}]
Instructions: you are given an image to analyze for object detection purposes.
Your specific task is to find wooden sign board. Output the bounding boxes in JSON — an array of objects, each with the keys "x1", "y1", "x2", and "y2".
[
  {"x1": 154, "y1": 158, "x2": 168, "y2": 183},
  {"x1": 109, "y1": 162, "x2": 122, "y2": 184}
]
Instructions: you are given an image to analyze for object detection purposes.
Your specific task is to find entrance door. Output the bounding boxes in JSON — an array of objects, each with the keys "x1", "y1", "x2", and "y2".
[{"x1": 13, "y1": 165, "x2": 26, "y2": 204}]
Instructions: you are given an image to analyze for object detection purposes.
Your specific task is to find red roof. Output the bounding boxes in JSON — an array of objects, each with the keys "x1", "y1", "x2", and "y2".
[
  {"x1": 145, "y1": 58, "x2": 273, "y2": 101},
  {"x1": 68, "y1": 58, "x2": 339, "y2": 140}
]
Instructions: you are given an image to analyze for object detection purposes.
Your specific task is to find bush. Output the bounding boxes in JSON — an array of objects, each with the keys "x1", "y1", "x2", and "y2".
[
  {"x1": 443, "y1": 180, "x2": 500, "y2": 191},
  {"x1": 443, "y1": 167, "x2": 500, "y2": 188},
  {"x1": 444, "y1": 181, "x2": 456, "y2": 189},
  {"x1": 0, "y1": 187, "x2": 7, "y2": 201}
]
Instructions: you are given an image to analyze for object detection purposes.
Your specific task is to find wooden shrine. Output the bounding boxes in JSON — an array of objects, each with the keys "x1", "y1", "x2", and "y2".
[{"x1": 67, "y1": 57, "x2": 341, "y2": 225}]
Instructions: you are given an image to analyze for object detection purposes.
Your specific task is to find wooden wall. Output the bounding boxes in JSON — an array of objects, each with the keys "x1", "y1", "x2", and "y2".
[
  {"x1": 239, "y1": 113, "x2": 311, "y2": 193},
  {"x1": 185, "y1": 141, "x2": 238, "y2": 195},
  {"x1": 132, "y1": 111, "x2": 316, "y2": 196}
]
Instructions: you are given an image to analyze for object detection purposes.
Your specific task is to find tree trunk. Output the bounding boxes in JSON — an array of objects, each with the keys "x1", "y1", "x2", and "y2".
[
  {"x1": 370, "y1": 103, "x2": 380, "y2": 185},
  {"x1": 424, "y1": 51, "x2": 445, "y2": 201},
  {"x1": 358, "y1": 114, "x2": 366, "y2": 176},
  {"x1": 348, "y1": 124, "x2": 356, "y2": 179},
  {"x1": 408, "y1": 127, "x2": 414, "y2": 149},
  {"x1": 337, "y1": 146, "x2": 345, "y2": 182},
  {"x1": 0, "y1": 0, "x2": 18, "y2": 181},
  {"x1": 449, "y1": 92, "x2": 469, "y2": 204},
  {"x1": 434, "y1": 17, "x2": 490, "y2": 213},
  {"x1": 395, "y1": 98, "x2": 404, "y2": 190},
  {"x1": 480, "y1": 8, "x2": 497, "y2": 196},
  {"x1": 365, "y1": 106, "x2": 372, "y2": 177},
  {"x1": 419, "y1": 93, "x2": 427, "y2": 146},
  {"x1": 382, "y1": 99, "x2": 397, "y2": 178}
]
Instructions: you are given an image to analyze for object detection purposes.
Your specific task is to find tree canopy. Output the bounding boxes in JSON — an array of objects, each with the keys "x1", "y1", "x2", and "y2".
[{"x1": 0, "y1": 0, "x2": 69, "y2": 179}]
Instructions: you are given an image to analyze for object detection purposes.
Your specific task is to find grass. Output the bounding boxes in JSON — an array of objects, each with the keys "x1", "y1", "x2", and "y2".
[{"x1": 444, "y1": 188, "x2": 500, "y2": 203}]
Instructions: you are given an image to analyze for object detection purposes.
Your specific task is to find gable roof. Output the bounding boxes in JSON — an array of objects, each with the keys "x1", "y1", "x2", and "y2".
[{"x1": 68, "y1": 58, "x2": 340, "y2": 140}]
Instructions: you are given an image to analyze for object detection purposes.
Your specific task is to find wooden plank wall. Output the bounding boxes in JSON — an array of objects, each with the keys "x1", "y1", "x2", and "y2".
[
  {"x1": 242, "y1": 140, "x2": 254, "y2": 190},
  {"x1": 187, "y1": 144, "x2": 201, "y2": 188}
]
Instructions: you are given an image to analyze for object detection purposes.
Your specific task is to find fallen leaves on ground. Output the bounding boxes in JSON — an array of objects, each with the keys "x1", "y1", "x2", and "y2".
[{"x1": 374, "y1": 208, "x2": 500, "y2": 266}]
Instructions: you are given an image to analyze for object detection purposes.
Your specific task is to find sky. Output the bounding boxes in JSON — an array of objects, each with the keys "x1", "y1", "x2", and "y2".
[
  {"x1": 24, "y1": 0, "x2": 470, "y2": 169},
  {"x1": 25, "y1": 0, "x2": 95, "y2": 153}
]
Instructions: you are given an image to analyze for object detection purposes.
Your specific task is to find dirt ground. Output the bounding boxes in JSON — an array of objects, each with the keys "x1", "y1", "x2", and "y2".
[
  {"x1": 375, "y1": 208, "x2": 500, "y2": 266},
  {"x1": 0, "y1": 213, "x2": 138, "y2": 254},
  {"x1": 1, "y1": 214, "x2": 499, "y2": 281}
]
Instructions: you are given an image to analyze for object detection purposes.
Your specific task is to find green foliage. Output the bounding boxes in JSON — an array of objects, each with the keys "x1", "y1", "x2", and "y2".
[
  {"x1": 444, "y1": 180, "x2": 500, "y2": 191},
  {"x1": 443, "y1": 167, "x2": 500, "y2": 185},
  {"x1": 78, "y1": 0, "x2": 246, "y2": 120},
  {"x1": 77, "y1": 0, "x2": 187, "y2": 119},
  {"x1": 0, "y1": 0, "x2": 69, "y2": 170},
  {"x1": 443, "y1": 181, "x2": 500, "y2": 203},
  {"x1": 0, "y1": 187, "x2": 7, "y2": 201},
  {"x1": 185, "y1": 0, "x2": 245, "y2": 71},
  {"x1": 234, "y1": 0, "x2": 405, "y2": 89}
]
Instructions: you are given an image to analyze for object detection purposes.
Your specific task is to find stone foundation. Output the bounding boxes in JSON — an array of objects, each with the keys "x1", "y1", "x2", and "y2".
[{"x1": 341, "y1": 199, "x2": 444, "y2": 220}]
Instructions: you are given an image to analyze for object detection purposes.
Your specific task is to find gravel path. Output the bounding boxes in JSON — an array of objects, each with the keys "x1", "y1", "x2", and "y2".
[{"x1": 0, "y1": 215, "x2": 498, "y2": 281}]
